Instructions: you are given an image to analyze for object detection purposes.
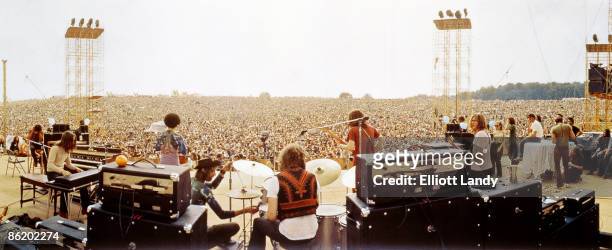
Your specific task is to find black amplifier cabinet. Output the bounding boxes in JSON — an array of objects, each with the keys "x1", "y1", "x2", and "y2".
[
  {"x1": 99, "y1": 162, "x2": 191, "y2": 220},
  {"x1": 562, "y1": 189, "x2": 595, "y2": 217},
  {"x1": 346, "y1": 193, "x2": 484, "y2": 249},
  {"x1": 540, "y1": 204, "x2": 599, "y2": 250},
  {"x1": 474, "y1": 180, "x2": 542, "y2": 249},
  {"x1": 53, "y1": 124, "x2": 70, "y2": 133},
  {"x1": 541, "y1": 197, "x2": 566, "y2": 234},
  {"x1": 44, "y1": 132, "x2": 63, "y2": 145},
  {"x1": 87, "y1": 203, "x2": 207, "y2": 250}
]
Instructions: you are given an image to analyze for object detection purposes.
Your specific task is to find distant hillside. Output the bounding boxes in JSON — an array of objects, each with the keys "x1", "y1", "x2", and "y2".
[{"x1": 472, "y1": 82, "x2": 584, "y2": 100}]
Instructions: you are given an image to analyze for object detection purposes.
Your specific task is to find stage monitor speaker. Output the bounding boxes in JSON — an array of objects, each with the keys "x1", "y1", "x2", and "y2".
[
  {"x1": 79, "y1": 125, "x2": 89, "y2": 133},
  {"x1": 446, "y1": 124, "x2": 461, "y2": 132},
  {"x1": 589, "y1": 80, "x2": 606, "y2": 94}
]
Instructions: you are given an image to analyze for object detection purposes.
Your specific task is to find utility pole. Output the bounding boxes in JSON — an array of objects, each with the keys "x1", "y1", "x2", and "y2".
[{"x1": 2, "y1": 59, "x2": 7, "y2": 138}]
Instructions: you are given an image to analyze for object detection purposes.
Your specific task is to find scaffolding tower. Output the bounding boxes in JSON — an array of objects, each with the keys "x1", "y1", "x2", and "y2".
[
  {"x1": 584, "y1": 1, "x2": 612, "y2": 132},
  {"x1": 2, "y1": 60, "x2": 7, "y2": 138},
  {"x1": 65, "y1": 18, "x2": 104, "y2": 128},
  {"x1": 432, "y1": 10, "x2": 472, "y2": 120}
]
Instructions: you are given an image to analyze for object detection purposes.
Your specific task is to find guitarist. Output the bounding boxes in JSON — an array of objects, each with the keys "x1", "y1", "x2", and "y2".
[
  {"x1": 322, "y1": 109, "x2": 380, "y2": 165},
  {"x1": 154, "y1": 113, "x2": 188, "y2": 165}
]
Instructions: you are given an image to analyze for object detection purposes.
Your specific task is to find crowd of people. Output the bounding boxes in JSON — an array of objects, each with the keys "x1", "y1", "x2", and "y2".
[
  {"x1": 2, "y1": 96, "x2": 588, "y2": 162},
  {"x1": 2, "y1": 96, "x2": 610, "y2": 248}
]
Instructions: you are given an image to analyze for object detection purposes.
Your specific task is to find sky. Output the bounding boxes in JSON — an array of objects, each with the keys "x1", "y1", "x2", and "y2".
[{"x1": 0, "y1": 0, "x2": 608, "y2": 100}]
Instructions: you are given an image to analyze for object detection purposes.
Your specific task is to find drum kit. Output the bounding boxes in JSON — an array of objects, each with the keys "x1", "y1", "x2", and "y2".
[{"x1": 226, "y1": 158, "x2": 355, "y2": 249}]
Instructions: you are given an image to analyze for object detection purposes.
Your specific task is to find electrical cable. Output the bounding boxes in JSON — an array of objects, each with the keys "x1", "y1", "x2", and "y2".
[
  {"x1": 23, "y1": 75, "x2": 46, "y2": 99},
  {"x1": 526, "y1": 2, "x2": 553, "y2": 83}
]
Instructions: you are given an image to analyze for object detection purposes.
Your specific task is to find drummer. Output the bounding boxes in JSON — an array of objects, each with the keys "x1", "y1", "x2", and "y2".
[
  {"x1": 191, "y1": 159, "x2": 258, "y2": 247},
  {"x1": 249, "y1": 143, "x2": 319, "y2": 249}
]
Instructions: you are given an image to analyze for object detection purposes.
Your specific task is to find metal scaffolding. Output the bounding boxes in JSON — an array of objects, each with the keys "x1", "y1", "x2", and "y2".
[
  {"x1": 2, "y1": 60, "x2": 7, "y2": 138},
  {"x1": 65, "y1": 18, "x2": 104, "y2": 128},
  {"x1": 584, "y1": 43, "x2": 612, "y2": 131},
  {"x1": 432, "y1": 10, "x2": 472, "y2": 120},
  {"x1": 584, "y1": 0, "x2": 612, "y2": 132}
]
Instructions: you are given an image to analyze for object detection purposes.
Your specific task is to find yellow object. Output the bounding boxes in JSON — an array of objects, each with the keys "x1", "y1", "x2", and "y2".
[{"x1": 115, "y1": 155, "x2": 128, "y2": 167}]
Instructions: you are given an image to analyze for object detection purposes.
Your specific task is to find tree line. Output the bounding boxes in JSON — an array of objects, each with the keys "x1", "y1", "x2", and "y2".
[{"x1": 471, "y1": 82, "x2": 584, "y2": 100}]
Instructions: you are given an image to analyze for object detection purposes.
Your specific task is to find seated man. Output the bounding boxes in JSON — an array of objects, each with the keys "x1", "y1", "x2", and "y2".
[
  {"x1": 590, "y1": 129, "x2": 611, "y2": 174},
  {"x1": 566, "y1": 148, "x2": 585, "y2": 183},
  {"x1": 516, "y1": 114, "x2": 544, "y2": 161},
  {"x1": 249, "y1": 144, "x2": 319, "y2": 250},
  {"x1": 593, "y1": 149, "x2": 612, "y2": 178},
  {"x1": 46, "y1": 132, "x2": 89, "y2": 218},
  {"x1": 191, "y1": 158, "x2": 257, "y2": 247}
]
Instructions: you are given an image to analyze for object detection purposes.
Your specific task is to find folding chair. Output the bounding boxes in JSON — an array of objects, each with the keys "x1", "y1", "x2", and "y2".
[{"x1": 5, "y1": 149, "x2": 27, "y2": 177}]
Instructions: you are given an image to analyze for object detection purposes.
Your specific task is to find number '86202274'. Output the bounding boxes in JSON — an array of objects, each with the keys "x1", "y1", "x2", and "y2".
[{"x1": 7, "y1": 230, "x2": 59, "y2": 242}]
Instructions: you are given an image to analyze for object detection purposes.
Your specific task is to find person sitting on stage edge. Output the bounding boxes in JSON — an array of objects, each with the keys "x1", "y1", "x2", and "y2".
[
  {"x1": 191, "y1": 158, "x2": 257, "y2": 247},
  {"x1": 591, "y1": 129, "x2": 612, "y2": 178},
  {"x1": 249, "y1": 143, "x2": 319, "y2": 250},
  {"x1": 154, "y1": 113, "x2": 188, "y2": 165},
  {"x1": 515, "y1": 113, "x2": 543, "y2": 161},
  {"x1": 46, "y1": 131, "x2": 90, "y2": 218}
]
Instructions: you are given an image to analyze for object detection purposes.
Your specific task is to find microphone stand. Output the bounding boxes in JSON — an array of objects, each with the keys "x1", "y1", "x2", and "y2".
[
  {"x1": 357, "y1": 119, "x2": 363, "y2": 195},
  {"x1": 225, "y1": 147, "x2": 233, "y2": 222}
]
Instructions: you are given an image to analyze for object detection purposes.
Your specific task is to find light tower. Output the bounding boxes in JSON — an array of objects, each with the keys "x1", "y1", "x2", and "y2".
[
  {"x1": 432, "y1": 9, "x2": 472, "y2": 121},
  {"x1": 64, "y1": 18, "x2": 104, "y2": 128}
]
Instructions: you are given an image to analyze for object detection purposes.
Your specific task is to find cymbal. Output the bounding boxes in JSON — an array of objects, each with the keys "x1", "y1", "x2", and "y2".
[
  {"x1": 306, "y1": 159, "x2": 341, "y2": 186},
  {"x1": 228, "y1": 188, "x2": 261, "y2": 199},
  {"x1": 341, "y1": 167, "x2": 356, "y2": 189},
  {"x1": 233, "y1": 160, "x2": 274, "y2": 177}
]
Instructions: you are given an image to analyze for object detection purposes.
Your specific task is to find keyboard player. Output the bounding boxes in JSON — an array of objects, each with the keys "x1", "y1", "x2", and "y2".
[{"x1": 46, "y1": 131, "x2": 90, "y2": 218}]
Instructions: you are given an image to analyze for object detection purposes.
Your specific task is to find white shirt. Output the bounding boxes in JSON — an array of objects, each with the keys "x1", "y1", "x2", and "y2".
[
  {"x1": 47, "y1": 146, "x2": 78, "y2": 175},
  {"x1": 530, "y1": 121, "x2": 544, "y2": 138},
  {"x1": 264, "y1": 176, "x2": 319, "y2": 241}
]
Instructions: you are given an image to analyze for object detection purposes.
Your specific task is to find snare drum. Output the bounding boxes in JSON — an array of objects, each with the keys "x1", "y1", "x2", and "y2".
[{"x1": 315, "y1": 204, "x2": 346, "y2": 250}]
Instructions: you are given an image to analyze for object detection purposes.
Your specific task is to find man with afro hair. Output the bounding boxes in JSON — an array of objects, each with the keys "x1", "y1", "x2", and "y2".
[{"x1": 154, "y1": 113, "x2": 188, "y2": 165}]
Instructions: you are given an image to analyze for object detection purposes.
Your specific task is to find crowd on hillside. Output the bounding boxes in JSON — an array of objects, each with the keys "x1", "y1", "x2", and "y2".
[{"x1": 2, "y1": 96, "x2": 586, "y2": 162}]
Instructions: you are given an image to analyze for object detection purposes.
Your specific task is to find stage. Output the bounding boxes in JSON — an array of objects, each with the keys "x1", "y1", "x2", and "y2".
[{"x1": 0, "y1": 154, "x2": 610, "y2": 247}]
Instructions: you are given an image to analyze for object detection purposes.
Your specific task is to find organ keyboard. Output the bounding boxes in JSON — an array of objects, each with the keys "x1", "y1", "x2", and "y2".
[{"x1": 71, "y1": 149, "x2": 118, "y2": 170}]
